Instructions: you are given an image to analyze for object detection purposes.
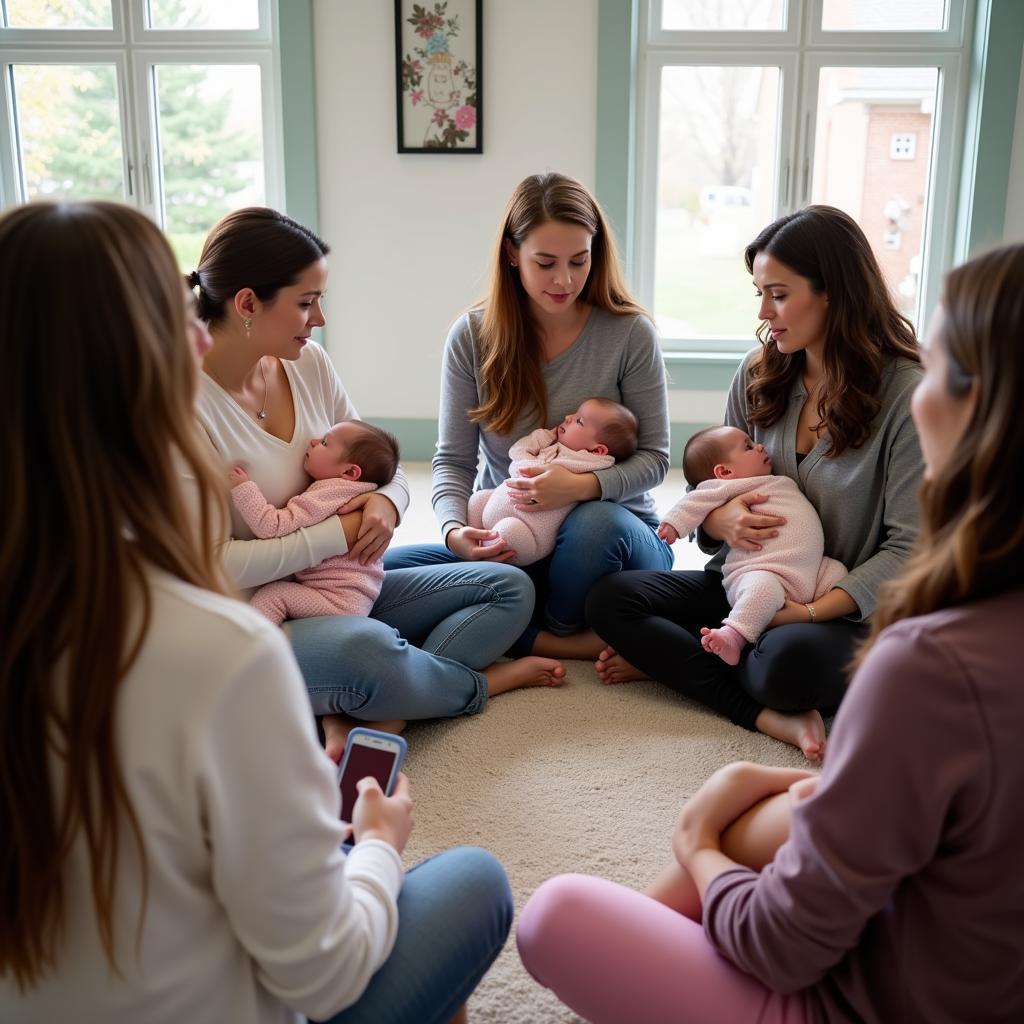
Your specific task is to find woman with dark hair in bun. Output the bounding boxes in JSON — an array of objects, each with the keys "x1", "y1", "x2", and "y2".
[{"x1": 192, "y1": 208, "x2": 564, "y2": 759}]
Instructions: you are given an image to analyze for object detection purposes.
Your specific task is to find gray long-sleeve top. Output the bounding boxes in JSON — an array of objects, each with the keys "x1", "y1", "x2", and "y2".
[
  {"x1": 704, "y1": 589, "x2": 1024, "y2": 1023},
  {"x1": 707, "y1": 349, "x2": 923, "y2": 619},
  {"x1": 432, "y1": 308, "x2": 670, "y2": 537}
]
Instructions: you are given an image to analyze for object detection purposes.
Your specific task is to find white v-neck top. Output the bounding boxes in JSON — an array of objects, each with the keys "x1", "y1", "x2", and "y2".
[{"x1": 196, "y1": 342, "x2": 409, "y2": 592}]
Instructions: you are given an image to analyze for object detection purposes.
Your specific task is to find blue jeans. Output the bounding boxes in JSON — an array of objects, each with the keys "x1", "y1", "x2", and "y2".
[
  {"x1": 316, "y1": 846, "x2": 513, "y2": 1024},
  {"x1": 386, "y1": 501, "x2": 674, "y2": 655},
  {"x1": 285, "y1": 563, "x2": 534, "y2": 721}
]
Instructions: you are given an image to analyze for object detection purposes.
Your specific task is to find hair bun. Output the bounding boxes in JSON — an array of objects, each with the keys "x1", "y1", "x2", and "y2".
[{"x1": 188, "y1": 270, "x2": 201, "y2": 289}]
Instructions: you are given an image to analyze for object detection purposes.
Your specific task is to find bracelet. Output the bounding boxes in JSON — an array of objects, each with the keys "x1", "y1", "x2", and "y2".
[{"x1": 805, "y1": 603, "x2": 816, "y2": 623}]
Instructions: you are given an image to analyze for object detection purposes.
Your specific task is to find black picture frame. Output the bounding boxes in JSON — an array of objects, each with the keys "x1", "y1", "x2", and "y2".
[{"x1": 394, "y1": 0, "x2": 483, "y2": 154}]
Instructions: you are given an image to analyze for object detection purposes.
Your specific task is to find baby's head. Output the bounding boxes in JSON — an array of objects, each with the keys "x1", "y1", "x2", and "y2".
[
  {"x1": 304, "y1": 420, "x2": 400, "y2": 485},
  {"x1": 682, "y1": 426, "x2": 772, "y2": 486},
  {"x1": 556, "y1": 398, "x2": 638, "y2": 460}
]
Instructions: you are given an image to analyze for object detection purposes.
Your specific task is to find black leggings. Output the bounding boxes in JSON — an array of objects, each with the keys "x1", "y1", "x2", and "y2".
[{"x1": 586, "y1": 570, "x2": 864, "y2": 731}]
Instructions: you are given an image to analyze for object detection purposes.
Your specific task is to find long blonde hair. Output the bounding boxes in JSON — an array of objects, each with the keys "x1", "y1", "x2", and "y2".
[
  {"x1": 0, "y1": 202, "x2": 231, "y2": 990},
  {"x1": 470, "y1": 173, "x2": 647, "y2": 435},
  {"x1": 859, "y1": 244, "x2": 1024, "y2": 660}
]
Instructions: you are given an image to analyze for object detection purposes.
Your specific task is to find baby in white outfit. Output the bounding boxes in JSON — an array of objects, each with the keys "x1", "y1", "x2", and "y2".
[
  {"x1": 659, "y1": 425, "x2": 847, "y2": 666},
  {"x1": 468, "y1": 397, "x2": 638, "y2": 566}
]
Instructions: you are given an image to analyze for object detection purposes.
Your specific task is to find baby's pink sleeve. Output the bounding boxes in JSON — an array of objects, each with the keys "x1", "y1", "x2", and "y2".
[{"x1": 231, "y1": 480, "x2": 348, "y2": 539}]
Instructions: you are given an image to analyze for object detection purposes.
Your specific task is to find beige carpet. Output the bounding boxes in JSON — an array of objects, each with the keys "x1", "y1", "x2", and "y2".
[{"x1": 399, "y1": 657, "x2": 808, "y2": 1024}]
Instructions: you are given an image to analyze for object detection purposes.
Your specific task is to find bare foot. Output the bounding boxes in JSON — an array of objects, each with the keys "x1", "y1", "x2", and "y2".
[
  {"x1": 321, "y1": 714, "x2": 407, "y2": 764},
  {"x1": 594, "y1": 646, "x2": 648, "y2": 685},
  {"x1": 700, "y1": 625, "x2": 746, "y2": 666},
  {"x1": 484, "y1": 656, "x2": 566, "y2": 696},
  {"x1": 531, "y1": 628, "x2": 606, "y2": 660},
  {"x1": 756, "y1": 708, "x2": 827, "y2": 763}
]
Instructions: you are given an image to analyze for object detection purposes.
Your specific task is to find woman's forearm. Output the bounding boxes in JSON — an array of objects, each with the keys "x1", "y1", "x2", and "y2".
[{"x1": 809, "y1": 586, "x2": 858, "y2": 622}]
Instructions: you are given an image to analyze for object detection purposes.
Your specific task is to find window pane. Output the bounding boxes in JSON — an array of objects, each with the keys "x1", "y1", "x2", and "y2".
[
  {"x1": 154, "y1": 64, "x2": 265, "y2": 270},
  {"x1": 147, "y1": 0, "x2": 259, "y2": 30},
  {"x1": 655, "y1": 65, "x2": 780, "y2": 341},
  {"x1": 821, "y1": 0, "x2": 946, "y2": 32},
  {"x1": 6, "y1": 0, "x2": 112, "y2": 28},
  {"x1": 661, "y1": 0, "x2": 786, "y2": 32},
  {"x1": 811, "y1": 66, "x2": 939, "y2": 323},
  {"x1": 12, "y1": 64, "x2": 124, "y2": 201}
]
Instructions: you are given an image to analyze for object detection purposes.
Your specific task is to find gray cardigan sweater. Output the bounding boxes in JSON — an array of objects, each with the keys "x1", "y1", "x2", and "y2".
[
  {"x1": 706, "y1": 349, "x2": 923, "y2": 620},
  {"x1": 432, "y1": 308, "x2": 670, "y2": 537}
]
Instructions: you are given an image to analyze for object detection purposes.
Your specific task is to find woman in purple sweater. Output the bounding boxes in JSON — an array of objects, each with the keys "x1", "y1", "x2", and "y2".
[{"x1": 516, "y1": 243, "x2": 1024, "y2": 1023}]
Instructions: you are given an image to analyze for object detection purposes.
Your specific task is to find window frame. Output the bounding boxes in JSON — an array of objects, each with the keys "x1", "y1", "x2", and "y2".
[
  {"x1": 635, "y1": 0, "x2": 973, "y2": 355},
  {"x1": 0, "y1": 0, "x2": 283, "y2": 225}
]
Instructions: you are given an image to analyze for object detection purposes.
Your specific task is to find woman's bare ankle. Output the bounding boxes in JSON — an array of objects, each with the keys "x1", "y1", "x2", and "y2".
[
  {"x1": 484, "y1": 656, "x2": 565, "y2": 696},
  {"x1": 531, "y1": 628, "x2": 605, "y2": 660},
  {"x1": 755, "y1": 708, "x2": 827, "y2": 763}
]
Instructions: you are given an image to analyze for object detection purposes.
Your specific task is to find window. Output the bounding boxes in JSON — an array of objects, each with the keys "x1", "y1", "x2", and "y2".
[
  {"x1": 0, "y1": 0, "x2": 282, "y2": 270},
  {"x1": 637, "y1": 0, "x2": 969, "y2": 352}
]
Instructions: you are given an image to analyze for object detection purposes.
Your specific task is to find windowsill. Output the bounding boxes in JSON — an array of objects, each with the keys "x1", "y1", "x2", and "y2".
[{"x1": 662, "y1": 349, "x2": 746, "y2": 390}]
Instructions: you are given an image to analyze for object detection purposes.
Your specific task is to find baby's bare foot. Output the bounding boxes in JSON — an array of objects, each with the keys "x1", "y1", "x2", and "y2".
[
  {"x1": 700, "y1": 625, "x2": 745, "y2": 666},
  {"x1": 756, "y1": 708, "x2": 827, "y2": 763},
  {"x1": 594, "y1": 646, "x2": 648, "y2": 685},
  {"x1": 485, "y1": 656, "x2": 565, "y2": 696}
]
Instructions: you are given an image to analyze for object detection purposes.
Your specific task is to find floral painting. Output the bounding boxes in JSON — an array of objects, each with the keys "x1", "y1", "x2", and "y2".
[{"x1": 395, "y1": 0, "x2": 482, "y2": 153}]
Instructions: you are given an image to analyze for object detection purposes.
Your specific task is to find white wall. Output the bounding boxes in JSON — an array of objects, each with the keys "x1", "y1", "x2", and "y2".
[
  {"x1": 1003, "y1": 43, "x2": 1024, "y2": 242},
  {"x1": 313, "y1": 0, "x2": 598, "y2": 419}
]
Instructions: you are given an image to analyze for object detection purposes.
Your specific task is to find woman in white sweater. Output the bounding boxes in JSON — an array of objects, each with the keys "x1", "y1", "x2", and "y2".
[
  {"x1": 193, "y1": 208, "x2": 564, "y2": 758},
  {"x1": 0, "y1": 201, "x2": 512, "y2": 1023}
]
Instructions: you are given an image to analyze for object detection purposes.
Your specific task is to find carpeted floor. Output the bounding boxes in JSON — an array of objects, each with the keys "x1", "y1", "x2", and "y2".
[
  {"x1": 390, "y1": 464, "x2": 807, "y2": 1021},
  {"x1": 399, "y1": 659, "x2": 807, "y2": 1023}
]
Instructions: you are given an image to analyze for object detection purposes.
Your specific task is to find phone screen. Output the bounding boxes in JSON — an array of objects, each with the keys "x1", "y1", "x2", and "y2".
[{"x1": 339, "y1": 744, "x2": 398, "y2": 823}]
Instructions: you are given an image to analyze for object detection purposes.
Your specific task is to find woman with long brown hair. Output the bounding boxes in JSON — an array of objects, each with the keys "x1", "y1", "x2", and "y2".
[
  {"x1": 589, "y1": 206, "x2": 924, "y2": 758},
  {"x1": 387, "y1": 172, "x2": 674, "y2": 658},
  {"x1": 0, "y1": 201, "x2": 513, "y2": 1022},
  {"x1": 517, "y1": 242, "x2": 1024, "y2": 1023}
]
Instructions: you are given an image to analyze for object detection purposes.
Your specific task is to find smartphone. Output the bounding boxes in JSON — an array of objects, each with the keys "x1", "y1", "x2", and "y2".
[{"x1": 336, "y1": 728, "x2": 407, "y2": 845}]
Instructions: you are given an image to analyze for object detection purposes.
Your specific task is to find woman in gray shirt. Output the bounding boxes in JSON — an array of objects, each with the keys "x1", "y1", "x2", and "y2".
[
  {"x1": 518, "y1": 242, "x2": 1024, "y2": 1024},
  {"x1": 387, "y1": 173, "x2": 673, "y2": 658},
  {"x1": 589, "y1": 207, "x2": 923, "y2": 759}
]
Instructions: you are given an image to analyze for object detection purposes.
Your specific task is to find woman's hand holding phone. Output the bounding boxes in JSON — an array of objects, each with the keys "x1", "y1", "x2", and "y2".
[{"x1": 351, "y1": 773, "x2": 414, "y2": 854}]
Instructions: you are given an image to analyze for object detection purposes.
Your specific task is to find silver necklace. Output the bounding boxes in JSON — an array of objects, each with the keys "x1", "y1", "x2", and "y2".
[{"x1": 257, "y1": 358, "x2": 269, "y2": 420}]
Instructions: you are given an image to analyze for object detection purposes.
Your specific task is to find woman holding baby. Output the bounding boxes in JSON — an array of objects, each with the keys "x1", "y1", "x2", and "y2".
[
  {"x1": 518, "y1": 241, "x2": 1024, "y2": 1024},
  {"x1": 192, "y1": 207, "x2": 564, "y2": 758},
  {"x1": 588, "y1": 206, "x2": 924, "y2": 759},
  {"x1": 386, "y1": 172, "x2": 675, "y2": 658}
]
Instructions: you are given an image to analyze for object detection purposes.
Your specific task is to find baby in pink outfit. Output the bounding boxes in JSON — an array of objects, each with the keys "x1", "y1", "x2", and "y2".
[
  {"x1": 659, "y1": 425, "x2": 847, "y2": 666},
  {"x1": 230, "y1": 420, "x2": 400, "y2": 626},
  {"x1": 468, "y1": 398, "x2": 638, "y2": 566}
]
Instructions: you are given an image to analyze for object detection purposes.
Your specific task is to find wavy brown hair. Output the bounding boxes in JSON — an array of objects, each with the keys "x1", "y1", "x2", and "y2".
[
  {"x1": 857, "y1": 244, "x2": 1024, "y2": 664},
  {"x1": 0, "y1": 202, "x2": 231, "y2": 990},
  {"x1": 743, "y1": 206, "x2": 919, "y2": 456},
  {"x1": 470, "y1": 173, "x2": 647, "y2": 435}
]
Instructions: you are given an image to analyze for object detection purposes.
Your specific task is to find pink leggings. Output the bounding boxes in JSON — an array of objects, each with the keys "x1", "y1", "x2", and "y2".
[{"x1": 517, "y1": 874, "x2": 808, "y2": 1024}]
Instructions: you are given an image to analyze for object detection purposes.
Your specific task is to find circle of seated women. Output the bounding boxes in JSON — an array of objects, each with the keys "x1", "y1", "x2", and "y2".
[{"x1": 2, "y1": 180, "x2": 1022, "y2": 1023}]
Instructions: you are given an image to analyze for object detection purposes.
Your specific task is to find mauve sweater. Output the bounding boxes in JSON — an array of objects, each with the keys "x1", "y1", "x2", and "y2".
[{"x1": 704, "y1": 589, "x2": 1024, "y2": 1023}]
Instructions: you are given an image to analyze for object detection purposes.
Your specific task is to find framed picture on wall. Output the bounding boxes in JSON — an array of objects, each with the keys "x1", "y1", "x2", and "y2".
[{"x1": 394, "y1": 0, "x2": 482, "y2": 154}]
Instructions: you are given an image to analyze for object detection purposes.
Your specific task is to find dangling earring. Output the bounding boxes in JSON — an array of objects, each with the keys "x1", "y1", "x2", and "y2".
[{"x1": 243, "y1": 317, "x2": 252, "y2": 336}]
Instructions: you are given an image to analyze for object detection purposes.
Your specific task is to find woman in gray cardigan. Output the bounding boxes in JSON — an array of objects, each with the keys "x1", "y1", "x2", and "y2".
[{"x1": 588, "y1": 206, "x2": 923, "y2": 759}]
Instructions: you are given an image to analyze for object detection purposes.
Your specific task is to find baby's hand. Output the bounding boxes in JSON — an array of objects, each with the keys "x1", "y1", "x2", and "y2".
[
  {"x1": 657, "y1": 522, "x2": 679, "y2": 545},
  {"x1": 228, "y1": 465, "x2": 250, "y2": 488}
]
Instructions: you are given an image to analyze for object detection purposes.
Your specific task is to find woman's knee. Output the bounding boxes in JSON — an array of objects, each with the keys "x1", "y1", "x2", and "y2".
[
  {"x1": 412, "y1": 846, "x2": 513, "y2": 944},
  {"x1": 517, "y1": 874, "x2": 597, "y2": 980},
  {"x1": 481, "y1": 561, "x2": 535, "y2": 609}
]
